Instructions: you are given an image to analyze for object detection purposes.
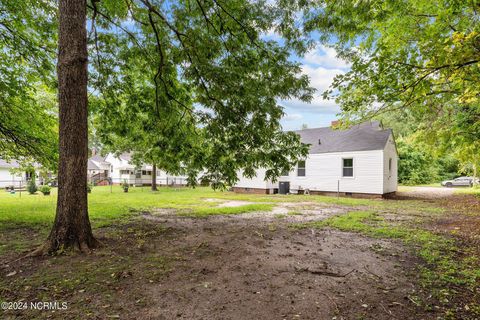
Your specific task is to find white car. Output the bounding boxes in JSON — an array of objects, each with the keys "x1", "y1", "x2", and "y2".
[{"x1": 441, "y1": 176, "x2": 478, "y2": 187}]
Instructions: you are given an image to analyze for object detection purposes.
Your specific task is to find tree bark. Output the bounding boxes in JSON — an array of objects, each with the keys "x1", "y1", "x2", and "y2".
[
  {"x1": 152, "y1": 164, "x2": 158, "y2": 191},
  {"x1": 38, "y1": 0, "x2": 98, "y2": 254}
]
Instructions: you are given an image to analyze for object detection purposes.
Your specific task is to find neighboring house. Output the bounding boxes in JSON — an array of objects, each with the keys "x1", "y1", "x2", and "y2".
[
  {"x1": 89, "y1": 152, "x2": 188, "y2": 186},
  {"x1": 89, "y1": 154, "x2": 112, "y2": 175},
  {"x1": 234, "y1": 121, "x2": 398, "y2": 197},
  {"x1": 0, "y1": 159, "x2": 42, "y2": 188}
]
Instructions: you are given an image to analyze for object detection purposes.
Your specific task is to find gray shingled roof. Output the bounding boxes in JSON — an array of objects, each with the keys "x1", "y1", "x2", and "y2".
[
  {"x1": 87, "y1": 159, "x2": 101, "y2": 170},
  {"x1": 118, "y1": 152, "x2": 132, "y2": 162},
  {"x1": 90, "y1": 154, "x2": 107, "y2": 162},
  {"x1": 295, "y1": 121, "x2": 392, "y2": 154}
]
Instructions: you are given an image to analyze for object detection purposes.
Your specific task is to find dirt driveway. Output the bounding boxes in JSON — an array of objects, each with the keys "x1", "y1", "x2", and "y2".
[{"x1": 395, "y1": 186, "x2": 455, "y2": 200}]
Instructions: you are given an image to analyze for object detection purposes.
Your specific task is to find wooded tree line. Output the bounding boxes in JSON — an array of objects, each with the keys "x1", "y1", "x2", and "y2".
[
  {"x1": 311, "y1": 0, "x2": 480, "y2": 183},
  {"x1": 1, "y1": 0, "x2": 478, "y2": 253}
]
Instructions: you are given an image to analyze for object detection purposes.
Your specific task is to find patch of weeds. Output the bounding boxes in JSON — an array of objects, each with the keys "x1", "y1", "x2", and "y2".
[
  {"x1": 454, "y1": 187, "x2": 480, "y2": 196},
  {"x1": 268, "y1": 223, "x2": 277, "y2": 232},
  {"x1": 369, "y1": 243, "x2": 387, "y2": 255},
  {"x1": 179, "y1": 203, "x2": 274, "y2": 217},
  {"x1": 274, "y1": 214, "x2": 286, "y2": 219},
  {"x1": 287, "y1": 211, "x2": 303, "y2": 216},
  {"x1": 144, "y1": 254, "x2": 175, "y2": 282},
  {"x1": 295, "y1": 211, "x2": 480, "y2": 317}
]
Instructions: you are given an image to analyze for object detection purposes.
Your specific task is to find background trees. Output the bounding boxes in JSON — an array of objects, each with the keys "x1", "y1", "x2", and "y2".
[
  {"x1": 89, "y1": 0, "x2": 314, "y2": 187},
  {"x1": 305, "y1": 0, "x2": 479, "y2": 179},
  {"x1": 0, "y1": 1, "x2": 58, "y2": 168},
  {"x1": 38, "y1": 0, "x2": 315, "y2": 252}
]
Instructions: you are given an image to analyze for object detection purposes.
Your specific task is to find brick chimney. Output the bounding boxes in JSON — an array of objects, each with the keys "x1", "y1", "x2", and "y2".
[{"x1": 331, "y1": 120, "x2": 341, "y2": 127}]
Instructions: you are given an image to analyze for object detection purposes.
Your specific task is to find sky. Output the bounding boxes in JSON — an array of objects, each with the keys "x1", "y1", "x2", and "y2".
[
  {"x1": 263, "y1": 32, "x2": 351, "y2": 131},
  {"x1": 118, "y1": 9, "x2": 351, "y2": 132}
]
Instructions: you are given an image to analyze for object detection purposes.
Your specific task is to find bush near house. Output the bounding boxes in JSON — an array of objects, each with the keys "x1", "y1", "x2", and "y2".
[
  {"x1": 27, "y1": 180, "x2": 38, "y2": 194},
  {"x1": 39, "y1": 185, "x2": 51, "y2": 195}
]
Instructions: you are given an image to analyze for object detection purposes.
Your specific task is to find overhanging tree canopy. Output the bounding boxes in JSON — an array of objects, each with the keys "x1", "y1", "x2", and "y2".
[
  {"x1": 304, "y1": 0, "x2": 479, "y2": 167},
  {"x1": 89, "y1": 0, "x2": 314, "y2": 187},
  {"x1": 24, "y1": 0, "x2": 316, "y2": 254},
  {"x1": 0, "y1": 0, "x2": 58, "y2": 168}
]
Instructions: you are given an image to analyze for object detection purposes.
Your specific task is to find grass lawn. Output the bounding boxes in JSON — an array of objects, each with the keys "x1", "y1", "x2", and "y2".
[
  {"x1": 0, "y1": 185, "x2": 385, "y2": 231},
  {"x1": 0, "y1": 186, "x2": 378, "y2": 253},
  {"x1": 1, "y1": 185, "x2": 479, "y2": 318}
]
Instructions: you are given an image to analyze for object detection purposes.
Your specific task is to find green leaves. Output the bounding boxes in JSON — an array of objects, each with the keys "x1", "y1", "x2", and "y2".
[
  {"x1": 0, "y1": 0, "x2": 58, "y2": 168},
  {"x1": 88, "y1": 0, "x2": 313, "y2": 187},
  {"x1": 308, "y1": 0, "x2": 480, "y2": 170}
]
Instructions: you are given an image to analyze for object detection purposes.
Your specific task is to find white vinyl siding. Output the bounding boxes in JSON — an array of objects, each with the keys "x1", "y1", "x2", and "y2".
[
  {"x1": 284, "y1": 150, "x2": 384, "y2": 194},
  {"x1": 383, "y1": 133, "x2": 398, "y2": 193},
  {"x1": 235, "y1": 168, "x2": 278, "y2": 190},
  {"x1": 0, "y1": 168, "x2": 23, "y2": 188},
  {"x1": 236, "y1": 150, "x2": 385, "y2": 194}
]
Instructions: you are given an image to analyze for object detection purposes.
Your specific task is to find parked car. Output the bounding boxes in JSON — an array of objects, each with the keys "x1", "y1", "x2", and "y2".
[{"x1": 441, "y1": 176, "x2": 479, "y2": 187}]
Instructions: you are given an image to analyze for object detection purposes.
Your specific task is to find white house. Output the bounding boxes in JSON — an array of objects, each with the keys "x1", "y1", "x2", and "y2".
[
  {"x1": 233, "y1": 121, "x2": 398, "y2": 198},
  {"x1": 89, "y1": 152, "x2": 188, "y2": 186},
  {"x1": 0, "y1": 159, "x2": 42, "y2": 188}
]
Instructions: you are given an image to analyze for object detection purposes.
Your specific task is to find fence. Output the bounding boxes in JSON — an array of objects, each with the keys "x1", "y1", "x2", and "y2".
[
  {"x1": 92, "y1": 177, "x2": 189, "y2": 187},
  {"x1": 0, "y1": 179, "x2": 43, "y2": 198},
  {"x1": 0, "y1": 176, "x2": 189, "y2": 198}
]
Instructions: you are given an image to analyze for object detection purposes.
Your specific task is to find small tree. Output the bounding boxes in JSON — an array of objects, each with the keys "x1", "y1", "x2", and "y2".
[{"x1": 27, "y1": 179, "x2": 38, "y2": 194}]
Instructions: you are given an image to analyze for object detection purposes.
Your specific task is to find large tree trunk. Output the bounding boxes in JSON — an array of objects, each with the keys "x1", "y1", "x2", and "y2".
[
  {"x1": 152, "y1": 164, "x2": 158, "y2": 191},
  {"x1": 38, "y1": 0, "x2": 98, "y2": 254}
]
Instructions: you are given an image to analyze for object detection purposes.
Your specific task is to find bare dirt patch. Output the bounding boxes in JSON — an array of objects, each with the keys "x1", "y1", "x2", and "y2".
[
  {"x1": 217, "y1": 200, "x2": 255, "y2": 208},
  {"x1": 1, "y1": 208, "x2": 437, "y2": 320},
  {"x1": 142, "y1": 220, "x2": 430, "y2": 320}
]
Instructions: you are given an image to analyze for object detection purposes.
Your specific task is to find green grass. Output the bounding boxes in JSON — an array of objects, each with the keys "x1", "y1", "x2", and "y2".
[
  {"x1": 454, "y1": 186, "x2": 480, "y2": 196},
  {"x1": 0, "y1": 185, "x2": 383, "y2": 231},
  {"x1": 0, "y1": 186, "x2": 236, "y2": 230}
]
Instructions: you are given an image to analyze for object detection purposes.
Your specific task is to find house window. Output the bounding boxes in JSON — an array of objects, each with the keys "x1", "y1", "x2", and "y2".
[
  {"x1": 342, "y1": 158, "x2": 353, "y2": 177},
  {"x1": 297, "y1": 161, "x2": 306, "y2": 177},
  {"x1": 120, "y1": 170, "x2": 130, "y2": 175},
  {"x1": 389, "y1": 158, "x2": 392, "y2": 174},
  {"x1": 281, "y1": 169, "x2": 289, "y2": 176},
  {"x1": 142, "y1": 170, "x2": 146, "y2": 175}
]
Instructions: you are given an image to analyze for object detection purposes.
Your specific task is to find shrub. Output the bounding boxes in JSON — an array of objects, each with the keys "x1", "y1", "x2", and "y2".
[
  {"x1": 122, "y1": 180, "x2": 129, "y2": 192},
  {"x1": 39, "y1": 185, "x2": 51, "y2": 195},
  {"x1": 27, "y1": 180, "x2": 38, "y2": 194},
  {"x1": 87, "y1": 183, "x2": 93, "y2": 193}
]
